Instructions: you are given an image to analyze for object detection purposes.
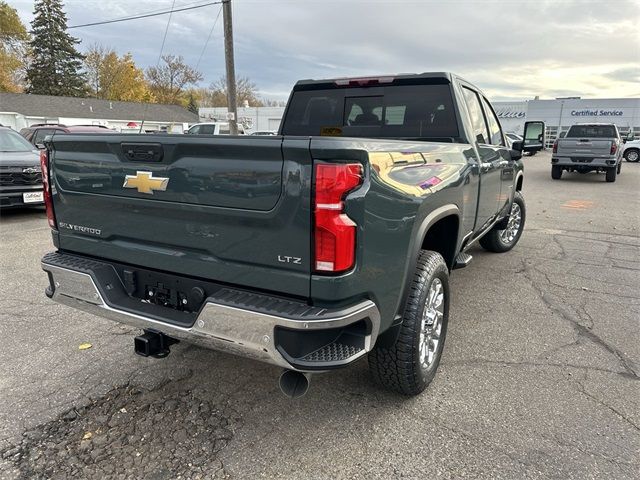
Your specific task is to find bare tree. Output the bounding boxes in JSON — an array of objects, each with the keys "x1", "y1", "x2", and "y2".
[
  {"x1": 206, "y1": 76, "x2": 264, "y2": 107},
  {"x1": 145, "y1": 54, "x2": 203, "y2": 105}
]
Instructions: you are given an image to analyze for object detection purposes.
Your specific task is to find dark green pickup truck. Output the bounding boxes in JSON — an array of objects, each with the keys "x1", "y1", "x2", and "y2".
[{"x1": 40, "y1": 73, "x2": 542, "y2": 397}]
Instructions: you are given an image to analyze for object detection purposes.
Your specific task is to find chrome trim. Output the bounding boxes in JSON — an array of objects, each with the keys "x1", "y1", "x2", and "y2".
[{"x1": 42, "y1": 263, "x2": 380, "y2": 372}]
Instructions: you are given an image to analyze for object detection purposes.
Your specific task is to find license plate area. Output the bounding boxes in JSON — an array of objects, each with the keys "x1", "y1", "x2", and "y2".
[
  {"x1": 114, "y1": 265, "x2": 222, "y2": 316},
  {"x1": 23, "y1": 191, "x2": 44, "y2": 203}
]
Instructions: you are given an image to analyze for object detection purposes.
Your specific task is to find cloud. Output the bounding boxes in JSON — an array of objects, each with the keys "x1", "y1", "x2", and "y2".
[{"x1": 12, "y1": 0, "x2": 640, "y2": 101}]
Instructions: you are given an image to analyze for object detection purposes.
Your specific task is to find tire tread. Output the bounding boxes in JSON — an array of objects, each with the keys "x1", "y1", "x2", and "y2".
[{"x1": 368, "y1": 250, "x2": 448, "y2": 396}]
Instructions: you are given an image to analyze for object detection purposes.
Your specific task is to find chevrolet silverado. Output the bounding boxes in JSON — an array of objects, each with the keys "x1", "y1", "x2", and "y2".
[{"x1": 40, "y1": 73, "x2": 541, "y2": 397}]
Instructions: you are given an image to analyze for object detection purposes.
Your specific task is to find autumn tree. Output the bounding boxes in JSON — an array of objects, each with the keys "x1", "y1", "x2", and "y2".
[
  {"x1": 84, "y1": 44, "x2": 152, "y2": 102},
  {"x1": 26, "y1": 0, "x2": 86, "y2": 96},
  {"x1": 0, "y1": 1, "x2": 29, "y2": 92},
  {"x1": 145, "y1": 54, "x2": 202, "y2": 105},
  {"x1": 206, "y1": 76, "x2": 264, "y2": 107}
]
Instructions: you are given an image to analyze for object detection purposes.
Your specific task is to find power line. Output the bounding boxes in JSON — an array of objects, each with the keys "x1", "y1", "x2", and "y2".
[
  {"x1": 156, "y1": 0, "x2": 178, "y2": 69},
  {"x1": 194, "y1": 5, "x2": 223, "y2": 73},
  {"x1": 140, "y1": 0, "x2": 178, "y2": 132},
  {"x1": 68, "y1": 1, "x2": 223, "y2": 29}
]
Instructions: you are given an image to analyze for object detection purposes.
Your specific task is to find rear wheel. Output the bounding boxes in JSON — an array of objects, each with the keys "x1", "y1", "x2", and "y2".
[
  {"x1": 605, "y1": 166, "x2": 617, "y2": 182},
  {"x1": 551, "y1": 165, "x2": 562, "y2": 179},
  {"x1": 624, "y1": 149, "x2": 639, "y2": 162},
  {"x1": 368, "y1": 250, "x2": 449, "y2": 396},
  {"x1": 479, "y1": 191, "x2": 526, "y2": 253}
]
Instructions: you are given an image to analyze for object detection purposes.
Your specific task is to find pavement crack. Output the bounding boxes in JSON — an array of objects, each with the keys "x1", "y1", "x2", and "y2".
[
  {"x1": 575, "y1": 376, "x2": 640, "y2": 432},
  {"x1": 446, "y1": 358, "x2": 632, "y2": 378},
  {"x1": 520, "y1": 259, "x2": 639, "y2": 380}
]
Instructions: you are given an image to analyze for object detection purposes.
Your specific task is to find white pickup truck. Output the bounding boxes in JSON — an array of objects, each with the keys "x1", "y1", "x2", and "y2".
[{"x1": 551, "y1": 123, "x2": 623, "y2": 182}]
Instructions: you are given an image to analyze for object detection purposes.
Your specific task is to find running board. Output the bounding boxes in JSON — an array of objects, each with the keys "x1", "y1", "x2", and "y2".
[{"x1": 453, "y1": 252, "x2": 473, "y2": 270}]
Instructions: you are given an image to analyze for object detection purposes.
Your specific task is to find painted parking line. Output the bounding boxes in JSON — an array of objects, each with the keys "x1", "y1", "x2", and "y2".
[{"x1": 561, "y1": 200, "x2": 595, "y2": 210}]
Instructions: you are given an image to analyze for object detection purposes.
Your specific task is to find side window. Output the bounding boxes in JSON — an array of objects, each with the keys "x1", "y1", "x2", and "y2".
[
  {"x1": 33, "y1": 128, "x2": 55, "y2": 144},
  {"x1": 188, "y1": 125, "x2": 200, "y2": 134},
  {"x1": 481, "y1": 97, "x2": 504, "y2": 146},
  {"x1": 462, "y1": 87, "x2": 489, "y2": 144},
  {"x1": 199, "y1": 125, "x2": 215, "y2": 135}
]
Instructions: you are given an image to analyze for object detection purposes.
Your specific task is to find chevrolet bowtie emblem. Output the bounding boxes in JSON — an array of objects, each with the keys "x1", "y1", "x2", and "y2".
[{"x1": 123, "y1": 171, "x2": 169, "y2": 194}]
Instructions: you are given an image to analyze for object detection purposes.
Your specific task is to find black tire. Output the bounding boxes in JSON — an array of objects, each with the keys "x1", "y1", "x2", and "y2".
[
  {"x1": 479, "y1": 191, "x2": 526, "y2": 253},
  {"x1": 605, "y1": 166, "x2": 617, "y2": 182},
  {"x1": 368, "y1": 250, "x2": 449, "y2": 396},
  {"x1": 624, "y1": 149, "x2": 639, "y2": 162},
  {"x1": 551, "y1": 165, "x2": 562, "y2": 179},
  {"x1": 617, "y1": 161, "x2": 622, "y2": 174}
]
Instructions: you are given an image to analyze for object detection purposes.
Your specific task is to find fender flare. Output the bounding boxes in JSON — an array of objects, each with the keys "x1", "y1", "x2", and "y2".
[
  {"x1": 514, "y1": 171, "x2": 524, "y2": 191},
  {"x1": 376, "y1": 204, "x2": 461, "y2": 348}
]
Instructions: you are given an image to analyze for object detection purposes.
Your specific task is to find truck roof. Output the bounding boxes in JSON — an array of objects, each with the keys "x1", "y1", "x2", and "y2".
[
  {"x1": 571, "y1": 123, "x2": 618, "y2": 126},
  {"x1": 294, "y1": 72, "x2": 480, "y2": 91}
]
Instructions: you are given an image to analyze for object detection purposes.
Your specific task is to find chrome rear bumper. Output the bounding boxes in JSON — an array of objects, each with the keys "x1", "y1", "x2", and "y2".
[{"x1": 42, "y1": 255, "x2": 380, "y2": 372}]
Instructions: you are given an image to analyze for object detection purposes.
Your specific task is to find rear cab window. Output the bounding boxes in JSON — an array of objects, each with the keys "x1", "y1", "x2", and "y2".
[
  {"x1": 566, "y1": 125, "x2": 617, "y2": 138},
  {"x1": 282, "y1": 82, "x2": 460, "y2": 141}
]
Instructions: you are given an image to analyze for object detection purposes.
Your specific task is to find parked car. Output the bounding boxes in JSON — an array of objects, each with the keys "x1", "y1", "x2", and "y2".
[
  {"x1": 0, "y1": 127, "x2": 44, "y2": 208},
  {"x1": 20, "y1": 124, "x2": 115, "y2": 148},
  {"x1": 40, "y1": 72, "x2": 541, "y2": 397},
  {"x1": 551, "y1": 123, "x2": 623, "y2": 182},
  {"x1": 622, "y1": 138, "x2": 639, "y2": 162},
  {"x1": 185, "y1": 122, "x2": 246, "y2": 135}
]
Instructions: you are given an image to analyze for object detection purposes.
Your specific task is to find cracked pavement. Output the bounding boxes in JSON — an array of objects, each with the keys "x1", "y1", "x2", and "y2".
[{"x1": 0, "y1": 152, "x2": 638, "y2": 479}]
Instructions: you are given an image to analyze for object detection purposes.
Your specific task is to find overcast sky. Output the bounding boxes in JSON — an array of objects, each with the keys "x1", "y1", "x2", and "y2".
[{"x1": 12, "y1": 0, "x2": 640, "y2": 101}]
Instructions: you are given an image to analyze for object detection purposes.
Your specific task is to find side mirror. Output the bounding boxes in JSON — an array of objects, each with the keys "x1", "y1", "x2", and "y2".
[
  {"x1": 510, "y1": 140, "x2": 523, "y2": 161},
  {"x1": 35, "y1": 143, "x2": 46, "y2": 149},
  {"x1": 522, "y1": 121, "x2": 545, "y2": 153},
  {"x1": 558, "y1": 131, "x2": 566, "y2": 139},
  {"x1": 626, "y1": 132, "x2": 634, "y2": 141}
]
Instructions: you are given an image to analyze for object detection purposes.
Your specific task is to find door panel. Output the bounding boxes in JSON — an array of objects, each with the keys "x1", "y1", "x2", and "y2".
[
  {"x1": 480, "y1": 96, "x2": 513, "y2": 216},
  {"x1": 461, "y1": 87, "x2": 501, "y2": 230}
]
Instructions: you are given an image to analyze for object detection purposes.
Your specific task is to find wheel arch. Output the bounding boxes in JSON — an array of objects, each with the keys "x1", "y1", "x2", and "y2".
[{"x1": 376, "y1": 204, "x2": 460, "y2": 348}]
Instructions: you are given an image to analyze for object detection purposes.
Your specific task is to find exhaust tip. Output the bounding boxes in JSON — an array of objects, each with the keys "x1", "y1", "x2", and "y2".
[{"x1": 278, "y1": 370, "x2": 310, "y2": 398}]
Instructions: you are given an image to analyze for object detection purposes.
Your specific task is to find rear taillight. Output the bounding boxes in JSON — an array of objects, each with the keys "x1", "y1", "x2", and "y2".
[
  {"x1": 552, "y1": 140, "x2": 558, "y2": 153},
  {"x1": 314, "y1": 163, "x2": 362, "y2": 273},
  {"x1": 39, "y1": 149, "x2": 56, "y2": 229},
  {"x1": 610, "y1": 142, "x2": 617, "y2": 155}
]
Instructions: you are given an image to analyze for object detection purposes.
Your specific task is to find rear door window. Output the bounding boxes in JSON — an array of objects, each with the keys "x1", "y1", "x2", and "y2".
[
  {"x1": 480, "y1": 96, "x2": 504, "y2": 146},
  {"x1": 199, "y1": 125, "x2": 215, "y2": 135},
  {"x1": 461, "y1": 87, "x2": 489, "y2": 144},
  {"x1": 282, "y1": 83, "x2": 459, "y2": 140}
]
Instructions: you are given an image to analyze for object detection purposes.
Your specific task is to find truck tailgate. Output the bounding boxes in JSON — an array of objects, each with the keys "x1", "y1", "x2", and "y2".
[
  {"x1": 49, "y1": 134, "x2": 312, "y2": 297},
  {"x1": 557, "y1": 138, "x2": 613, "y2": 157}
]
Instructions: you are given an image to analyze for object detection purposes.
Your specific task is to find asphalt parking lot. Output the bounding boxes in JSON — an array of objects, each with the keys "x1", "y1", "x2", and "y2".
[{"x1": 0, "y1": 151, "x2": 638, "y2": 479}]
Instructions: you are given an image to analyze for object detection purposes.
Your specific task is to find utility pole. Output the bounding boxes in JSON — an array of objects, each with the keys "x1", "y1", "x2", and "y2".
[{"x1": 222, "y1": 0, "x2": 238, "y2": 135}]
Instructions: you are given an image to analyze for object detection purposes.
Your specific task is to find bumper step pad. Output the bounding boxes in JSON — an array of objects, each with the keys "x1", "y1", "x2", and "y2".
[{"x1": 301, "y1": 342, "x2": 363, "y2": 363}]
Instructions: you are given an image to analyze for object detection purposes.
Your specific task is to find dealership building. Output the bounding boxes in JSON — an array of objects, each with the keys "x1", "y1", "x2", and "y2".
[{"x1": 495, "y1": 98, "x2": 640, "y2": 147}]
